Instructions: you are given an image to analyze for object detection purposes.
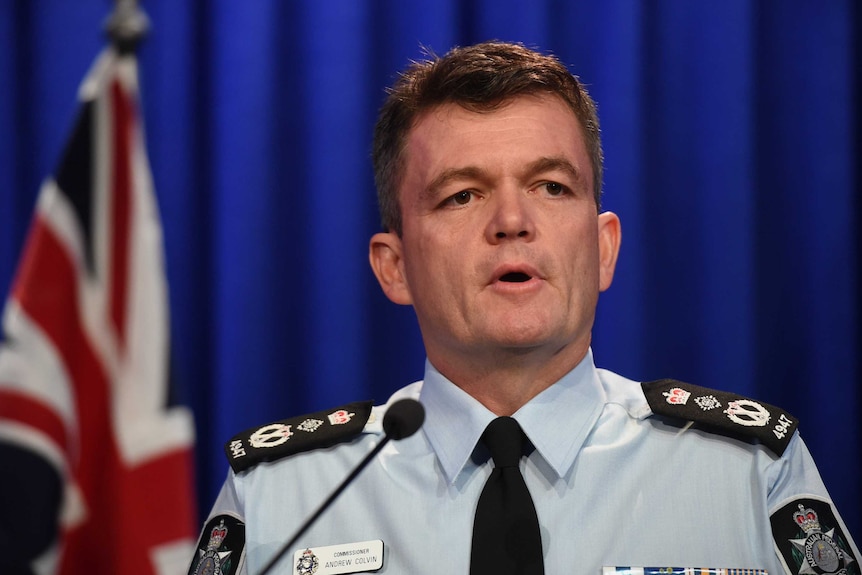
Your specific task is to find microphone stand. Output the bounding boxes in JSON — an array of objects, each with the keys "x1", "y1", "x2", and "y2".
[{"x1": 257, "y1": 435, "x2": 393, "y2": 575}]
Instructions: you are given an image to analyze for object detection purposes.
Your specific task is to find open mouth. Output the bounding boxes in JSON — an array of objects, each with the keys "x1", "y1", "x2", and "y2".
[{"x1": 499, "y1": 272, "x2": 532, "y2": 283}]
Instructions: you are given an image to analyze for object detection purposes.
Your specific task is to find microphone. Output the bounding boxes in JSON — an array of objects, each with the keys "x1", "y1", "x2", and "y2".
[
  {"x1": 382, "y1": 396, "x2": 425, "y2": 439},
  {"x1": 257, "y1": 398, "x2": 425, "y2": 575}
]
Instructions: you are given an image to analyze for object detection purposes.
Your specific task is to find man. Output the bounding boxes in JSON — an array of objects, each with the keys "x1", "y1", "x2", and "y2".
[{"x1": 190, "y1": 41, "x2": 858, "y2": 575}]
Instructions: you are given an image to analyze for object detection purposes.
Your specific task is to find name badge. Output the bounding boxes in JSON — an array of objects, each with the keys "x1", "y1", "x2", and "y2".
[
  {"x1": 604, "y1": 568, "x2": 768, "y2": 575},
  {"x1": 293, "y1": 540, "x2": 384, "y2": 574}
]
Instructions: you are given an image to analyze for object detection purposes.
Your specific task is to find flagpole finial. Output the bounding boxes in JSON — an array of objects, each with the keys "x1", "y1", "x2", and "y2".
[{"x1": 104, "y1": 0, "x2": 150, "y2": 54}]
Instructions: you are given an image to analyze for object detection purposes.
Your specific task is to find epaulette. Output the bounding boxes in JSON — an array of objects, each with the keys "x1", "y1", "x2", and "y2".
[
  {"x1": 642, "y1": 379, "x2": 798, "y2": 456},
  {"x1": 224, "y1": 400, "x2": 374, "y2": 473}
]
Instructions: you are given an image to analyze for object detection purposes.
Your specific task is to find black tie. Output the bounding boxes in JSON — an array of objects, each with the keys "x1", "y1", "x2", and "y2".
[{"x1": 470, "y1": 416, "x2": 544, "y2": 574}]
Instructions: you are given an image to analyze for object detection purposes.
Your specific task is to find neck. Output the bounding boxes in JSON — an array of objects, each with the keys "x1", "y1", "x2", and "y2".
[{"x1": 428, "y1": 340, "x2": 590, "y2": 416}]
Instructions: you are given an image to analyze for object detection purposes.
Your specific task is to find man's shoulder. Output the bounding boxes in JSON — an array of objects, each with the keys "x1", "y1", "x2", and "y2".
[
  {"x1": 223, "y1": 382, "x2": 425, "y2": 474},
  {"x1": 640, "y1": 378, "x2": 799, "y2": 457},
  {"x1": 223, "y1": 400, "x2": 376, "y2": 474}
]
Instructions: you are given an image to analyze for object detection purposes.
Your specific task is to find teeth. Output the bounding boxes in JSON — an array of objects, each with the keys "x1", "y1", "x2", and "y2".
[{"x1": 500, "y1": 272, "x2": 531, "y2": 283}]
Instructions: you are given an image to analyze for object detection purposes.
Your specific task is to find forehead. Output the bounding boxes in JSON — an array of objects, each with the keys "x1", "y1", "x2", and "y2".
[{"x1": 402, "y1": 94, "x2": 590, "y2": 192}]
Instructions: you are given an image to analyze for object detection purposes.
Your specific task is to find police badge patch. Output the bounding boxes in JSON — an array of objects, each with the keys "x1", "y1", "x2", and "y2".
[
  {"x1": 771, "y1": 497, "x2": 859, "y2": 575},
  {"x1": 189, "y1": 514, "x2": 245, "y2": 575}
]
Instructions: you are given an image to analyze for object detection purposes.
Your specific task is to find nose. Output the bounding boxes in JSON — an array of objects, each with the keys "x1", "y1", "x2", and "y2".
[{"x1": 485, "y1": 190, "x2": 535, "y2": 244}]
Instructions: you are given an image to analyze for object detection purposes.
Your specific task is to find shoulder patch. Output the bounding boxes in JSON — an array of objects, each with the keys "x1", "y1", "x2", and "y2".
[
  {"x1": 224, "y1": 400, "x2": 374, "y2": 473},
  {"x1": 770, "y1": 497, "x2": 859, "y2": 575},
  {"x1": 189, "y1": 513, "x2": 245, "y2": 575},
  {"x1": 642, "y1": 379, "x2": 798, "y2": 456}
]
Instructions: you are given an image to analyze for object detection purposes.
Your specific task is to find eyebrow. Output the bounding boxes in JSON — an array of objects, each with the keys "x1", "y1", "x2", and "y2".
[
  {"x1": 422, "y1": 166, "x2": 487, "y2": 202},
  {"x1": 522, "y1": 156, "x2": 583, "y2": 185}
]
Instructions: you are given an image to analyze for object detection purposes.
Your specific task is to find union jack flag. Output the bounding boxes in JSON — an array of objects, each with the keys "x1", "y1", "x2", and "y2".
[{"x1": 0, "y1": 47, "x2": 196, "y2": 574}]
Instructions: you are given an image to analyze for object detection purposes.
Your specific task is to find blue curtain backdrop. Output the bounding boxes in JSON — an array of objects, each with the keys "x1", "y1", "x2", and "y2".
[{"x1": 1, "y1": 1, "x2": 858, "y2": 537}]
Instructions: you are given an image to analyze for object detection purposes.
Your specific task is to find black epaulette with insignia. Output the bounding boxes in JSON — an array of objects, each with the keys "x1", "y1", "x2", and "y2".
[
  {"x1": 642, "y1": 379, "x2": 799, "y2": 456},
  {"x1": 224, "y1": 400, "x2": 374, "y2": 473}
]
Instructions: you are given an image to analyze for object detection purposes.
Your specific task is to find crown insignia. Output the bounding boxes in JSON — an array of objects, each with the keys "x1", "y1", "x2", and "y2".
[
  {"x1": 793, "y1": 504, "x2": 821, "y2": 534},
  {"x1": 296, "y1": 548, "x2": 320, "y2": 575},
  {"x1": 207, "y1": 519, "x2": 228, "y2": 550}
]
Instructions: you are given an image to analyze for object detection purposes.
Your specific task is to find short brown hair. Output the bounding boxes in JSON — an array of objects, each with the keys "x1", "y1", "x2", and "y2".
[{"x1": 372, "y1": 41, "x2": 603, "y2": 235}]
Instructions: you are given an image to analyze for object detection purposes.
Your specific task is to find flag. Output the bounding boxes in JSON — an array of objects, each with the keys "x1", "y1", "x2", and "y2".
[{"x1": 0, "y1": 47, "x2": 196, "y2": 574}]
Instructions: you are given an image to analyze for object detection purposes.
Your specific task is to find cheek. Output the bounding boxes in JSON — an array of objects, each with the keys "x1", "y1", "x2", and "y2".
[
  {"x1": 408, "y1": 227, "x2": 463, "y2": 273},
  {"x1": 402, "y1": 238, "x2": 446, "y2": 294},
  {"x1": 562, "y1": 227, "x2": 601, "y2": 286},
  {"x1": 405, "y1": 243, "x2": 476, "y2": 315}
]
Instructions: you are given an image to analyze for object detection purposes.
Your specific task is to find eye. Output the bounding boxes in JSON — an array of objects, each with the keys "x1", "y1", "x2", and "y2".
[
  {"x1": 442, "y1": 190, "x2": 475, "y2": 207},
  {"x1": 539, "y1": 181, "x2": 568, "y2": 196}
]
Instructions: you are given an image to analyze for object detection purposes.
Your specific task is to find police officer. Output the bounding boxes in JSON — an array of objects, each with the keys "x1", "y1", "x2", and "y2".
[{"x1": 190, "y1": 41, "x2": 859, "y2": 575}]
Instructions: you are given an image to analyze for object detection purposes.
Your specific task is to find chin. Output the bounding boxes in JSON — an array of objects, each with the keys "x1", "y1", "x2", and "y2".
[{"x1": 487, "y1": 329, "x2": 558, "y2": 350}]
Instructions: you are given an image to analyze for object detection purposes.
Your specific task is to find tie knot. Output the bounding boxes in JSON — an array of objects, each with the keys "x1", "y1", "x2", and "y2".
[{"x1": 482, "y1": 417, "x2": 525, "y2": 468}]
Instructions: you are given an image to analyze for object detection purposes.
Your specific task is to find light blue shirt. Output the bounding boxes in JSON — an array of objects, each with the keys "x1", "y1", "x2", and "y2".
[{"x1": 200, "y1": 350, "x2": 859, "y2": 574}]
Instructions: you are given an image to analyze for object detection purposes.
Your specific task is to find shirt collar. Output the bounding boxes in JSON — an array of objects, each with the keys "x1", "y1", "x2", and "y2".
[{"x1": 419, "y1": 349, "x2": 607, "y2": 483}]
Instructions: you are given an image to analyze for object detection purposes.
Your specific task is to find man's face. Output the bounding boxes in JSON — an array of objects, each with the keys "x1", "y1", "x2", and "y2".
[{"x1": 370, "y1": 94, "x2": 620, "y2": 367}]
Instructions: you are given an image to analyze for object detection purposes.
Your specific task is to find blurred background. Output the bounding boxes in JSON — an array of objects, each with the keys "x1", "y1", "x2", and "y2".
[{"x1": 0, "y1": 0, "x2": 858, "y2": 539}]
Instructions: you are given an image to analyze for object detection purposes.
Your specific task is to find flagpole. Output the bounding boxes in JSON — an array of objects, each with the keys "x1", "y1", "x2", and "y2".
[{"x1": 104, "y1": 0, "x2": 150, "y2": 53}]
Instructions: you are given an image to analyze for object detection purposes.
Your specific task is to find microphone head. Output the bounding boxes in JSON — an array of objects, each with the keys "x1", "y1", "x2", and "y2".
[{"x1": 382, "y1": 398, "x2": 425, "y2": 440}]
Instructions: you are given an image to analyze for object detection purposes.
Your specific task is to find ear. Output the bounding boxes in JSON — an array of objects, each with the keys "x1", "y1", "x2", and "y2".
[
  {"x1": 369, "y1": 232, "x2": 413, "y2": 305},
  {"x1": 597, "y1": 211, "x2": 621, "y2": 292}
]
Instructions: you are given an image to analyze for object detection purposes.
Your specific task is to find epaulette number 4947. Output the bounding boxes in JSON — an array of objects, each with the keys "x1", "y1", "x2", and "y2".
[{"x1": 773, "y1": 413, "x2": 794, "y2": 440}]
